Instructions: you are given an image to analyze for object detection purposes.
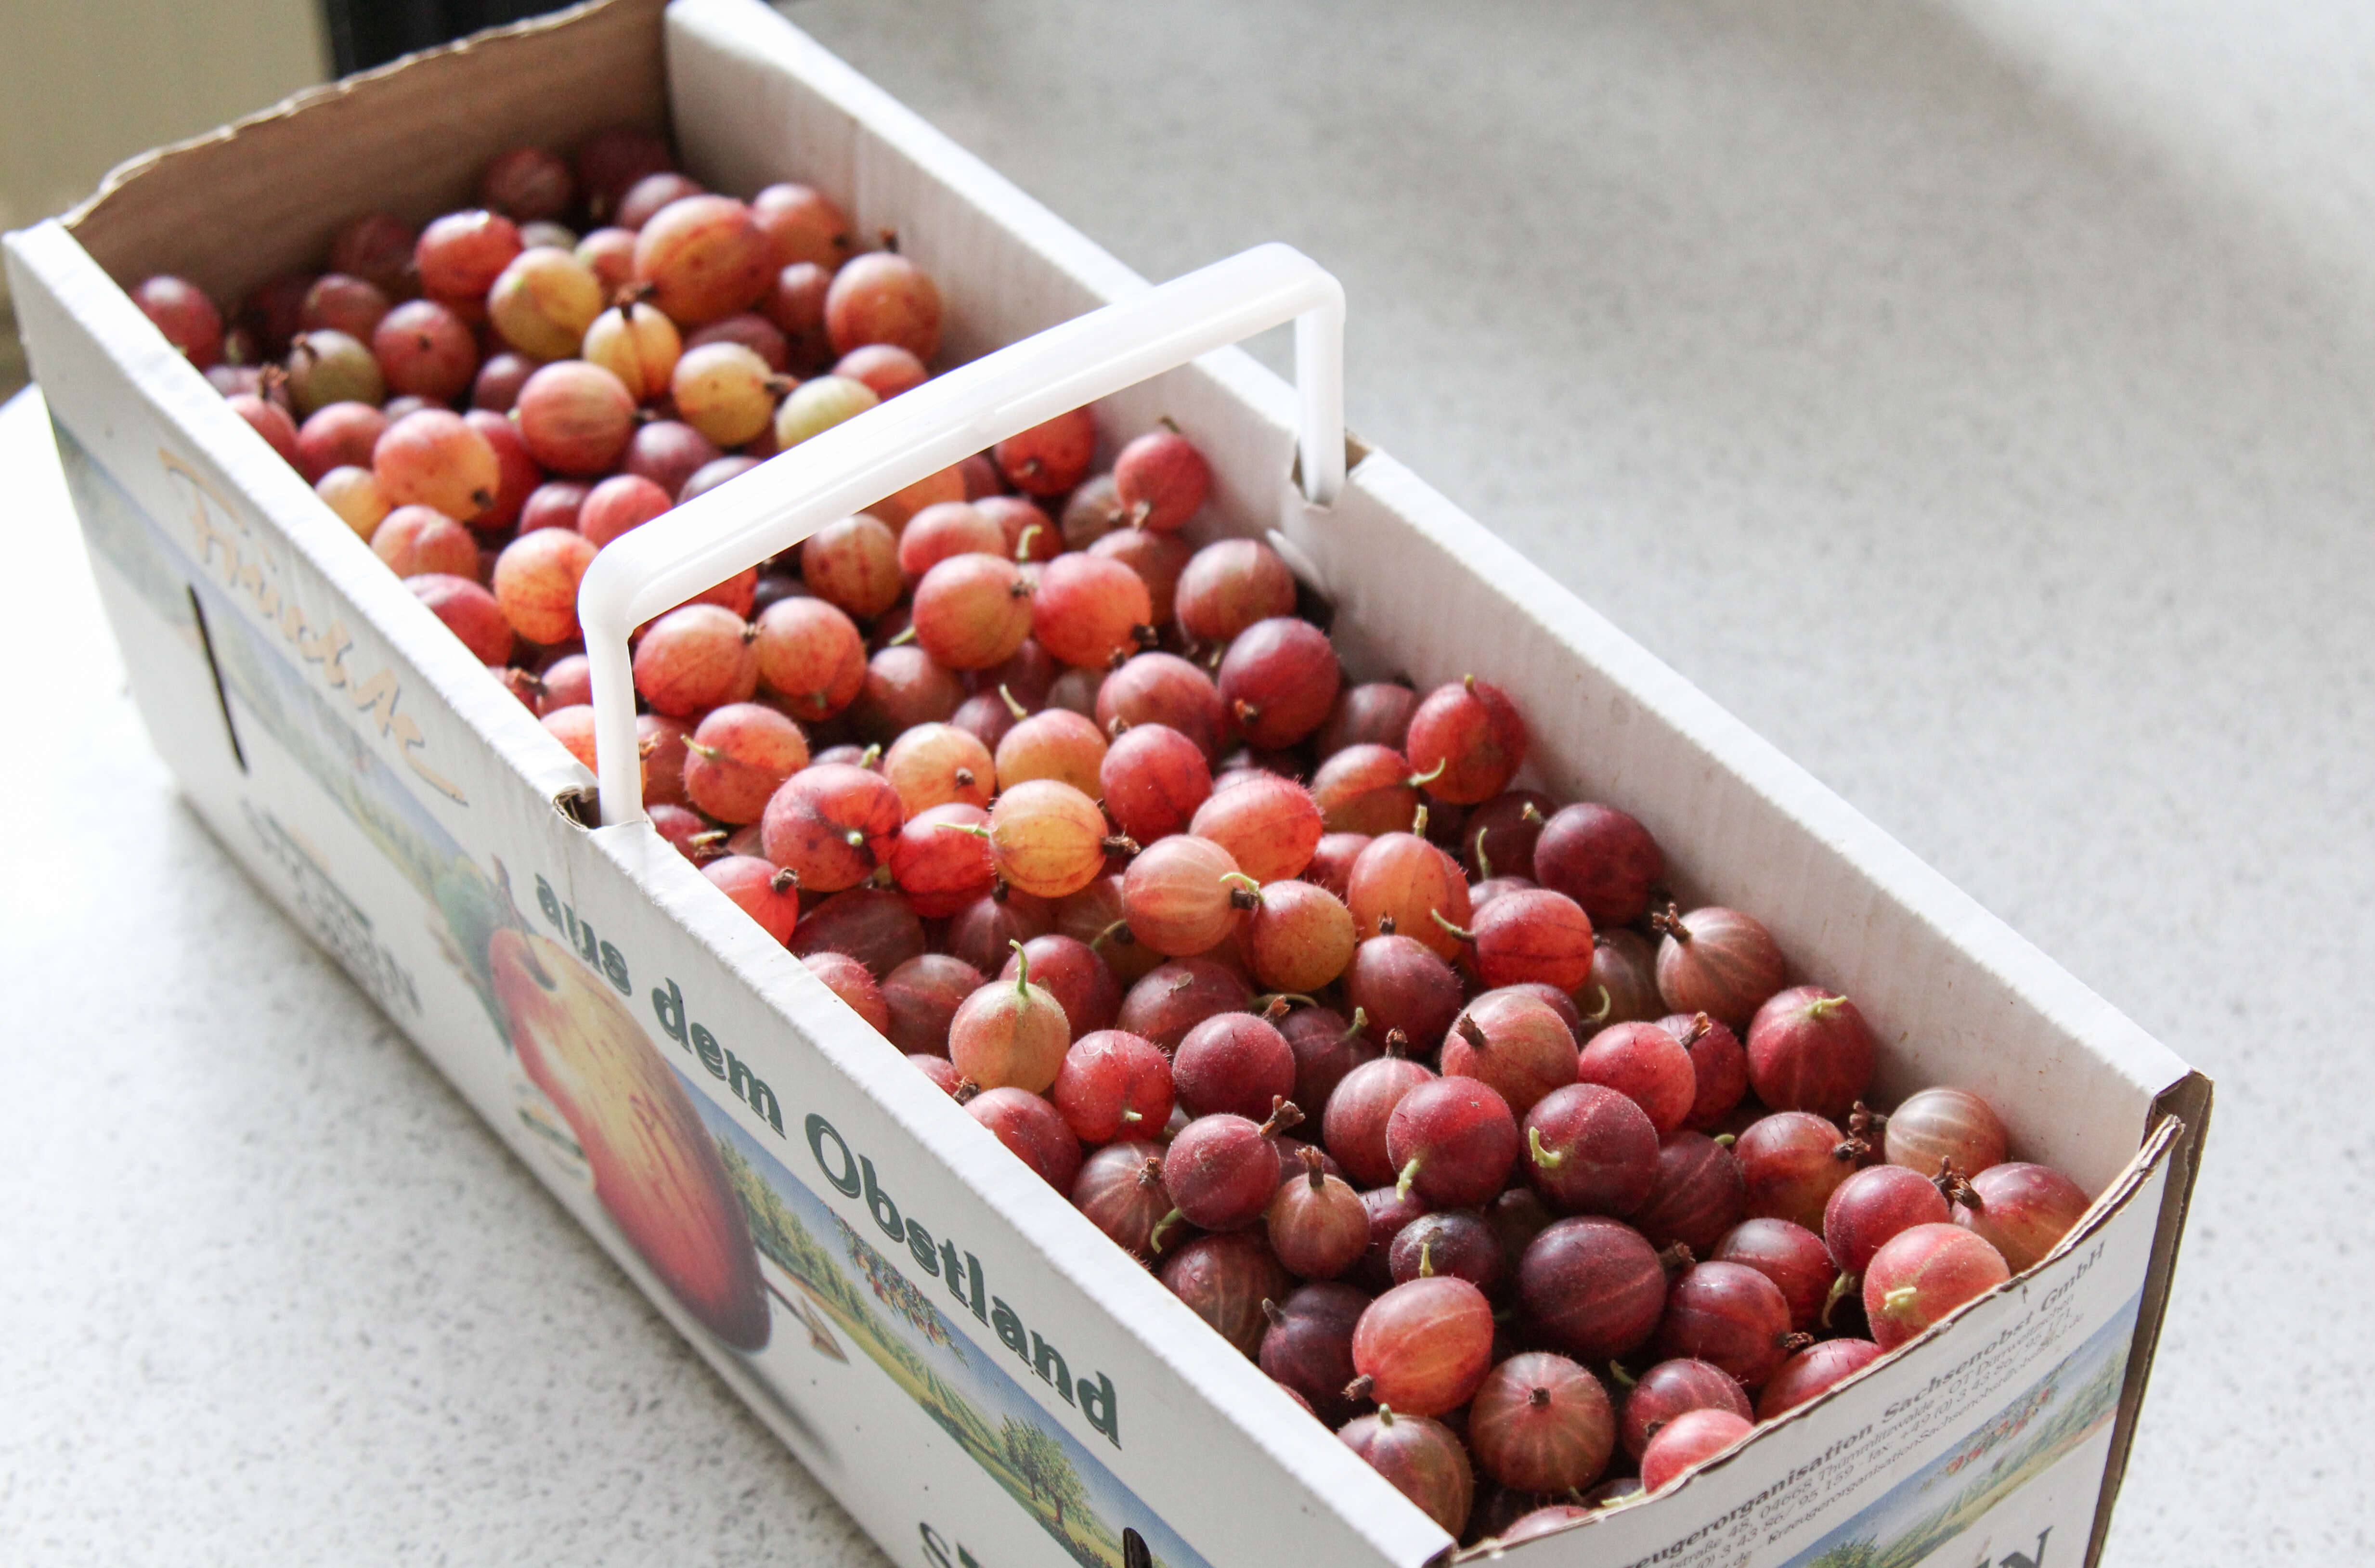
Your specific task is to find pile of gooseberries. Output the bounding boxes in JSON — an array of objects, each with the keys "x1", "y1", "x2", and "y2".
[{"x1": 130, "y1": 129, "x2": 2100, "y2": 1551}]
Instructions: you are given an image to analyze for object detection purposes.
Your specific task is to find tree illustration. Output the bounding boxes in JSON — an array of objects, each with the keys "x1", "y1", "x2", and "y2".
[
  {"x1": 1809, "y1": 1535, "x2": 1881, "y2": 1568},
  {"x1": 1000, "y1": 1414, "x2": 1088, "y2": 1531}
]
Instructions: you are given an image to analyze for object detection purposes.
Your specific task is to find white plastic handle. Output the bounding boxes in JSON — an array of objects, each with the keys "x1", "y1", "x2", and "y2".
[{"x1": 581, "y1": 241, "x2": 1346, "y2": 829}]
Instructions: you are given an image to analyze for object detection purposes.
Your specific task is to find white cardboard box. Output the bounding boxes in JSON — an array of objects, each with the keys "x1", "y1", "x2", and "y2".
[{"x1": 3, "y1": 3, "x2": 2207, "y2": 1565}]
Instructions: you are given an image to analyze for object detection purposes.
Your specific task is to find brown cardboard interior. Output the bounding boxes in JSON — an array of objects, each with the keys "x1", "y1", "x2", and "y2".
[{"x1": 65, "y1": 0, "x2": 667, "y2": 308}]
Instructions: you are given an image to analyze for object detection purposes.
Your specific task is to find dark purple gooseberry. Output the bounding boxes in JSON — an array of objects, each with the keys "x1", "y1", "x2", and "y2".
[
  {"x1": 1216, "y1": 616, "x2": 1341, "y2": 749},
  {"x1": 879, "y1": 954, "x2": 983, "y2": 1055},
  {"x1": 1746, "y1": 986, "x2": 1877, "y2": 1124},
  {"x1": 1517, "y1": 1217, "x2": 1669, "y2": 1361},
  {"x1": 1337, "y1": 1407, "x2": 1473, "y2": 1538},
  {"x1": 1467, "y1": 1351, "x2": 1615, "y2": 1495},
  {"x1": 1386, "y1": 1077, "x2": 1518, "y2": 1209},
  {"x1": 1713, "y1": 1218, "x2": 1838, "y2": 1335},
  {"x1": 1522, "y1": 1083, "x2": 1660, "y2": 1218},
  {"x1": 1735, "y1": 1110, "x2": 1863, "y2": 1231},
  {"x1": 1164, "y1": 1103, "x2": 1299, "y2": 1231},
  {"x1": 1174, "y1": 1011, "x2": 1298, "y2": 1121},
  {"x1": 1462, "y1": 789, "x2": 1554, "y2": 882},
  {"x1": 1650, "y1": 905, "x2": 1787, "y2": 1032},
  {"x1": 1279, "y1": 1004, "x2": 1379, "y2": 1119},
  {"x1": 1824, "y1": 1163, "x2": 1950, "y2": 1278},
  {"x1": 1387, "y1": 1209, "x2": 1505, "y2": 1295},
  {"x1": 1323, "y1": 1052, "x2": 1437, "y2": 1190},
  {"x1": 1657, "y1": 1260, "x2": 1805, "y2": 1389},
  {"x1": 1532, "y1": 802, "x2": 1663, "y2": 928},
  {"x1": 1160, "y1": 1231, "x2": 1292, "y2": 1357},
  {"x1": 789, "y1": 886, "x2": 926, "y2": 979},
  {"x1": 944, "y1": 888, "x2": 1056, "y2": 977},
  {"x1": 1352, "y1": 1184, "x2": 1431, "y2": 1294},
  {"x1": 1259, "y1": 1281, "x2": 1370, "y2": 1427},
  {"x1": 1588, "y1": 930, "x2": 1665, "y2": 1032},
  {"x1": 1345, "y1": 935, "x2": 1465, "y2": 1048},
  {"x1": 1114, "y1": 957, "x2": 1254, "y2": 1054},
  {"x1": 965, "y1": 1087, "x2": 1082, "y2": 1191},
  {"x1": 1071, "y1": 1140, "x2": 1171, "y2": 1258},
  {"x1": 1665, "y1": 1011, "x2": 1752, "y2": 1132},
  {"x1": 1485, "y1": 1186, "x2": 1557, "y2": 1265},
  {"x1": 1317, "y1": 682, "x2": 1418, "y2": 758},
  {"x1": 999, "y1": 933, "x2": 1121, "y2": 1037},
  {"x1": 1620, "y1": 1357, "x2": 1753, "y2": 1461},
  {"x1": 1756, "y1": 1338, "x2": 1884, "y2": 1421},
  {"x1": 1630, "y1": 1132, "x2": 1748, "y2": 1258},
  {"x1": 1266, "y1": 1149, "x2": 1371, "y2": 1281}
]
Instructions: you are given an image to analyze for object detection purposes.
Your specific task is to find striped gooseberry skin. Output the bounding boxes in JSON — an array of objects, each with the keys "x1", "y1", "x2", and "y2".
[
  {"x1": 1746, "y1": 986, "x2": 1878, "y2": 1123},
  {"x1": 1953, "y1": 1162, "x2": 2091, "y2": 1273},
  {"x1": 1651, "y1": 905, "x2": 1787, "y2": 1031},
  {"x1": 1734, "y1": 1110, "x2": 1862, "y2": 1231},
  {"x1": 1640, "y1": 1407, "x2": 1753, "y2": 1492},
  {"x1": 1467, "y1": 1351, "x2": 1615, "y2": 1494},
  {"x1": 1863, "y1": 1223, "x2": 2011, "y2": 1350},
  {"x1": 1757, "y1": 1337, "x2": 1883, "y2": 1421},
  {"x1": 1516, "y1": 1217, "x2": 1668, "y2": 1361},
  {"x1": 1656, "y1": 1260, "x2": 1804, "y2": 1389},
  {"x1": 1620, "y1": 1357, "x2": 1753, "y2": 1461},
  {"x1": 1824, "y1": 1163, "x2": 1950, "y2": 1278},
  {"x1": 1350, "y1": 1275, "x2": 1497, "y2": 1416},
  {"x1": 1337, "y1": 1408, "x2": 1473, "y2": 1537},
  {"x1": 1883, "y1": 1086, "x2": 2010, "y2": 1179}
]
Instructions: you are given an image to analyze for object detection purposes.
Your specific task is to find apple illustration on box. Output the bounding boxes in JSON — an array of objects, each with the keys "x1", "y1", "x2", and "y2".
[{"x1": 491, "y1": 926, "x2": 771, "y2": 1351}]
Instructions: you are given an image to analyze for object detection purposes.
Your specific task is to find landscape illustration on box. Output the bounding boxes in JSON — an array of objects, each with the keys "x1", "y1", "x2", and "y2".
[
  {"x1": 692, "y1": 1081, "x2": 1207, "y2": 1568},
  {"x1": 59, "y1": 420, "x2": 1202, "y2": 1568},
  {"x1": 1780, "y1": 1298, "x2": 2137, "y2": 1568}
]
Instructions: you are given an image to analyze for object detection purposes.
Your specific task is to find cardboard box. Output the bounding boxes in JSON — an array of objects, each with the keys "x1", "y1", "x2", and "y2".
[{"x1": 4, "y1": 2, "x2": 2208, "y2": 1564}]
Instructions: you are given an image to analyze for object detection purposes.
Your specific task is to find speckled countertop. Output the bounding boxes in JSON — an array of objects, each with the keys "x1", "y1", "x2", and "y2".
[{"x1": 5, "y1": 1, "x2": 2371, "y2": 1561}]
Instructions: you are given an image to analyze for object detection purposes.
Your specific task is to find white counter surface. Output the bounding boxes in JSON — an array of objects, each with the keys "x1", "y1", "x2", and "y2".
[{"x1": 5, "y1": 1, "x2": 2371, "y2": 1560}]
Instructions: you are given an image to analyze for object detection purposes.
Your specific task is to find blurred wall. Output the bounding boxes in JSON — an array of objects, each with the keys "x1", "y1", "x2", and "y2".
[{"x1": 0, "y1": 0, "x2": 330, "y2": 394}]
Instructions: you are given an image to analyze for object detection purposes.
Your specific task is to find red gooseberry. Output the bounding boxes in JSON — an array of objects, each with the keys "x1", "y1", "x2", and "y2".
[
  {"x1": 1640, "y1": 1407, "x2": 1752, "y2": 1492},
  {"x1": 1160, "y1": 1230, "x2": 1292, "y2": 1356},
  {"x1": 1620, "y1": 1358, "x2": 1752, "y2": 1461},
  {"x1": 1747, "y1": 986, "x2": 1878, "y2": 1124},
  {"x1": 966, "y1": 1086, "x2": 1081, "y2": 1191},
  {"x1": 1952, "y1": 1162, "x2": 2090, "y2": 1273},
  {"x1": 1336, "y1": 1408, "x2": 1472, "y2": 1536},
  {"x1": 1757, "y1": 1338, "x2": 1884, "y2": 1421},
  {"x1": 1862, "y1": 1223, "x2": 2010, "y2": 1350},
  {"x1": 1071, "y1": 1140, "x2": 1171, "y2": 1259}
]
